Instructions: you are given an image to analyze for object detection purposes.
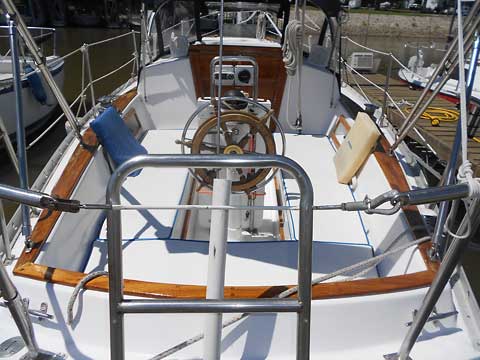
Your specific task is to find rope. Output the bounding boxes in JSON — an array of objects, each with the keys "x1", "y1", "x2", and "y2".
[
  {"x1": 91, "y1": 57, "x2": 136, "y2": 86},
  {"x1": 67, "y1": 270, "x2": 108, "y2": 325},
  {"x1": 256, "y1": 12, "x2": 266, "y2": 40},
  {"x1": 444, "y1": 200, "x2": 472, "y2": 240},
  {"x1": 237, "y1": 10, "x2": 258, "y2": 24},
  {"x1": 402, "y1": 106, "x2": 459, "y2": 126},
  {"x1": 149, "y1": 236, "x2": 430, "y2": 359},
  {"x1": 342, "y1": 60, "x2": 407, "y2": 119},
  {"x1": 87, "y1": 31, "x2": 135, "y2": 48},
  {"x1": 264, "y1": 13, "x2": 283, "y2": 38},
  {"x1": 282, "y1": 19, "x2": 302, "y2": 76},
  {"x1": 458, "y1": 161, "x2": 480, "y2": 198},
  {"x1": 304, "y1": 13, "x2": 322, "y2": 31}
]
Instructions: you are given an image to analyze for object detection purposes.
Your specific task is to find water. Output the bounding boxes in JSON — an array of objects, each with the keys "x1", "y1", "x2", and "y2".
[
  {"x1": 0, "y1": 28, "x2": 479, "y2": 299},
  {"x1": 0, "y1": 27, "x2": 137, "y2": 219}
]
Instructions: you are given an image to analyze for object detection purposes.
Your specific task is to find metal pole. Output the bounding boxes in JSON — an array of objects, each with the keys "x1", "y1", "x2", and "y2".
[
  {"x1": 131, "y1": 30, "x2": 139, "y2": 75},
  {"x1": 390, "y1": 22, "x2": 479, "y2": 152},
  {"x1": 0, "y1": 115, "x2": 19, "y2": 174},
  {"x1": 106, "y1": 155, "x2": 313, "y2": 360},
  {"x1": 391, "y1": 7, "x2": 480, "y2": 151},
  {"x1": 8, "y1": 15, "x2": 32, "y2": 244},
  {"x1": 467, "y1": 32, "x2": 479, "y2": 137},
  {"x1": 52, "y1": 28, "x2": 56, "y2": 57},
  {"x1": 396, "y1": 199, "x2": 480, "y2": 360},
  {"x1": 0, "y1": 200, "x2": 12, "y2": 262},
  {"x1": 1, "y1": 0, "x2": 82, "y2": 142},
  {"x1": 140, "y1": 3, "x2": 147, "y2": 101},
  {"x1": 381, "y1": 54, "x2": 393, "y2": 127},
  {"x1": 430, "y1": 121, "x2": 462, "y2": 260},
  {"x1": 0, "y1": 253, "x2": 39, "y2": 357},
  {"x1": 297, "y1": 164, "x2": 313, "y2": 360},
  {"x1": 204, "y1": 179, "x2": 231, "y2": 360},
  {"x1": 430, "y1": 32, "x2": 480, "y2": 259},
  {"x1": 83, "y1": 45, "x2": 97, "y2": 116},
  {"x1": 106, "y1": 186, "x2": 125, "y2": 360},
  {"x1": 118, "y1": 299, "x2": 302, "y2": 314}
]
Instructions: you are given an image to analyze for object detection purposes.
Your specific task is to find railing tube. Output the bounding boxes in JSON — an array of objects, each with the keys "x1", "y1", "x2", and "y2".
[
  {"x1": 7, "y1": 15, "x2": 31, "y2": 243},
  {"x1": 106, "y1": 154, "x2": 313, "y2": 360},
  {"x1": 52, "y1": 28, "x2": 56, "y2": 56},
  {"x1": 83, "y1": 45, "x2": 97, "y2": 117},
  {"x1": 430, "y1": 33, "x2": 480, "y2": 259},
  {"x1": 390, "y1": 19, "x2": 480, "y2": 152},
  {"x1": 0, "y1": 200, "x2": 12, "y2": 262},
  {"x1": 0, "y1": 254, "x2": 40, "y2": 357},
  {"x1": 467, "y1": 32, "x2": 479, "y2": 137},
  {"x1": 381, "y1": 54, "x2": 393, "y2": 127},
  {"x1": 391, "y1": 7, "x2": 480, "y2": 151},
  {"x1": 131, "y1": 30, "x2": 139, "y2": 75},
  {"x1": 396, "y1": 199, "x2": 480, "y2": 360}
]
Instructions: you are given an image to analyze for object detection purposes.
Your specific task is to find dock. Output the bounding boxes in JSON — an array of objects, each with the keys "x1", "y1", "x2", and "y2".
[{"x1": 346, "y1": 72, "x2": 480, "y2": 176}]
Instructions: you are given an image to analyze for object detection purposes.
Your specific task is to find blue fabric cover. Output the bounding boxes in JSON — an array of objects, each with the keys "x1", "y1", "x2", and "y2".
[
  {"x1": 90, "y1": 106, "x2": 147, "y2": 177},
  {"x1": 24, "y1": 65, "x2": 47, "y2": 104}
]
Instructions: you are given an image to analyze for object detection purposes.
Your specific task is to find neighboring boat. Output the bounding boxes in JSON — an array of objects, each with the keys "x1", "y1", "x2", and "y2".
[
  {"x1": 0, "y1": 27, "x2": 64, "y2": 136},
  {"x1": 398, "y1": 52, "x2": 480, "y2": 104},
  {"x1": 0, "y1": 1, "x2": 480, "y2": 360},
  {"x1": 47, "y1": 0, "x2": 67, "y2": 27},
  {"x1": 70, "y1": 8, "x2": 101, "y2": 27}
]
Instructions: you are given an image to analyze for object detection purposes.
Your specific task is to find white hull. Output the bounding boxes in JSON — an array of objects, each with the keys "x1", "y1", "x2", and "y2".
[
  {"x1": 398, "y1": 63, "x2": 480, "y2": 103},
  {"x1": 0, "y1": 56, "x2": 64, "y2": 135}
]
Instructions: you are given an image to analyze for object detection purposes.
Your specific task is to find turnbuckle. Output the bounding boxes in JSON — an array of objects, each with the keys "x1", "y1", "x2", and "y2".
[
  {"x1": 340, "y1": 189, "x2": 402, "y2": 215},
  {"x1": 338, "y1": 183, "x2": 472, "y2": 216}
]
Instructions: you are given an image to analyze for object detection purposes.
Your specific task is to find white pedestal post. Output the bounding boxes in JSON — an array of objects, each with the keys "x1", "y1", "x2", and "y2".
[{"x1": 203, "y1": 178, "x2": 231, "y2": 360}]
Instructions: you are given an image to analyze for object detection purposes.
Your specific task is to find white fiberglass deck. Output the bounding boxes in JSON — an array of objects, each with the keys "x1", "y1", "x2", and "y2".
[{"x1": 86, "y1": 130, "x2": 377, "y2": 284}]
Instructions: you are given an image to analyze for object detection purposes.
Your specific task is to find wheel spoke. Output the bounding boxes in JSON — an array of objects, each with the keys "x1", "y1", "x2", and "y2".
[
  {"x1": 237, "y1": 133, "x2": 251, "y2": 148},
  {"x1": 259, "y1": 109, "x2": 274, "y2": 124},
  {"x1": 221, "y1": 123, "x2": 233, "y2": 146}
]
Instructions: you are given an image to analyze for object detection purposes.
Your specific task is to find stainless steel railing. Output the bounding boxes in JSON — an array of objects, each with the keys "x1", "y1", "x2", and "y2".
[{"x1": 106, "y1": 154, "x2": 314, "y2": 360}]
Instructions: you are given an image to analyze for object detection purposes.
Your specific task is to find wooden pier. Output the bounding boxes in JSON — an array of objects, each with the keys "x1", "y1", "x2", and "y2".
[{"x1": 346, "y1": 72, "x2": 480, "y2": 176}]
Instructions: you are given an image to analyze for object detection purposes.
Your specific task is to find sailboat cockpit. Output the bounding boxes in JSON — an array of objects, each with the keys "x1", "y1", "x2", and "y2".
[{"x1": 1, "y1": 0, "x2": 480, "y2": 359}]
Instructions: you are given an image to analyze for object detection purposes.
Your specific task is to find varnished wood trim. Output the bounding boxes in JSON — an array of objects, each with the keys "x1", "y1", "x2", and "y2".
[
  {"x1": 113, "y1": 89, "x2": 137, "y2": 113},
  {"x1": 189, "y1": 44, "x2": 286, "y2": 116},
  {"x1": 330, "y1": 115, "x2": 351, "y2": 150},
  {"x1": 14, "y1": 103, "x2": 437, "y2": 299},
  {"x1": 14, "y1": 89, "x2": 138, "y2": 271},
  {"x1": 14, "y1": 262, "x2": 435, "y2": 300},
  {"x1": 330, "y1": 115, "x2": 436, "y2": 272},
  {"x1": 15, "y1": 128, "x2": 99, "y2": 269},
  {"x1": 374, "y1": 136, "x2": 439, "y2": 272}
]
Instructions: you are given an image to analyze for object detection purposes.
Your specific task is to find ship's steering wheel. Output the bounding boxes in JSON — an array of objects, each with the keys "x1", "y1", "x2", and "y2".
[{"x1": 179, "y1": 97, "x2": 286, "y2": 192}]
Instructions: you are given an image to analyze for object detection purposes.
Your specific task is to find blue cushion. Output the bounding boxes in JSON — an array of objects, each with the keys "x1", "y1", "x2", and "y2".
[
  {"x1": 90, "y1": 106, "x2": 147, "y2": 177},
  {"x1": 25, "y1": 65, "x2": 47, "y2": 104}
]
